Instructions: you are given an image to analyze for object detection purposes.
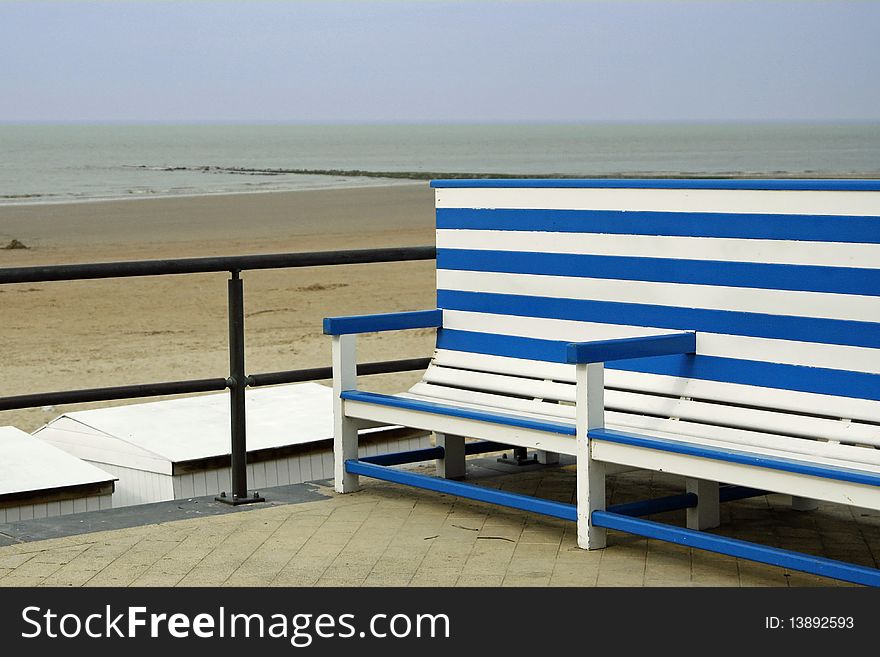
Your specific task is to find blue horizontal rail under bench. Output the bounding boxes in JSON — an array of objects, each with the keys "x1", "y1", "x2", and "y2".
[
  {"x1": 345, "y1": 459, "x2": 578, "y2": 521},
  {"x1": 591, "y1": 511, "x2": 880, "y2": 587},
  {"x1": 346, "y1": 457, "x2": 879, "y2": 586}
]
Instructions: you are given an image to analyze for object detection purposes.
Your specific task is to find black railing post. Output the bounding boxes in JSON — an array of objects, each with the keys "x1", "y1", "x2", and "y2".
[{"x1": 216, "y1": 270, "x2": 264, "y2": 506}]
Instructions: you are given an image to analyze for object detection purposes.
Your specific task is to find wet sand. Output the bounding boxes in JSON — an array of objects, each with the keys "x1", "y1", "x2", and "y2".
[{"x1": 0, "y1": 184, "x2": 438, "y2": 431}]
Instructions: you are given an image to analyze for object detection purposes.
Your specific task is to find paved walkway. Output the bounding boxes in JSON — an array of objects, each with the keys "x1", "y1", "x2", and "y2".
[{"x1": 1, "y1": 461, "x2": 877, "y2": 587}]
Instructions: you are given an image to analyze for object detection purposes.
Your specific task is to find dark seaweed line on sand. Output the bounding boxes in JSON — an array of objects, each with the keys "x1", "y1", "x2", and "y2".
[{"x1": 121, "y1": 165, "x2": 880, "y2": 181}]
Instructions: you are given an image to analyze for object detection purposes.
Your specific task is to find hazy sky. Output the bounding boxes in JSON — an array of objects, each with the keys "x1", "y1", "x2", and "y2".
[{"x1": 1, "y1": 1, "x2": 878, "y2": 123}]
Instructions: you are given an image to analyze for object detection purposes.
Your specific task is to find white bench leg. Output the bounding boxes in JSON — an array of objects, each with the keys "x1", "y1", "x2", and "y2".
[
  {"x1": 791, "y1": 496, "x2": 819, "y2": 511},
  {"x1": 435, "y1": 433, "x2": 466, "y2": 479},
  {"x1": 537, "y1": 450, "x2": 560, "y2": 465},
  {"x1": 576, "y1": 362, "x2": 606, "y2": 550},
  {"x1": 333, "y1": 334, "x2": 359, "y2": 494},
  {"x1": 686, "y1": 478, "x2": 720, "y2": 530}
]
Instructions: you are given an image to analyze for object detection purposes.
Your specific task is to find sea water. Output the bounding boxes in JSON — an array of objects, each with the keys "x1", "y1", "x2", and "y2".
[{"x1": 1, "y1": 123, "x2": 879, "y2": 204}]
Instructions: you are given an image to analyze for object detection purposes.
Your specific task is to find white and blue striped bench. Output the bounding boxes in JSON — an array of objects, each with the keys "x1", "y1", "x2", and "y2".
[{"x1": 325, "y1": 179, "x2": 880, "y2": 586}]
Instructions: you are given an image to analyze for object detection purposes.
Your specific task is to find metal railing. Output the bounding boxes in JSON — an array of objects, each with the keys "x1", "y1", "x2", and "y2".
[{"x1": 0, "y1": 246, "x2": 436, "y2": 505}]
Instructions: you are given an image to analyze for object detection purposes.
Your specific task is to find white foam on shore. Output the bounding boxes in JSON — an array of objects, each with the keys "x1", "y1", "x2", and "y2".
[{"x1": 0, "y1": 178, "x2": 427, "y2": 207}]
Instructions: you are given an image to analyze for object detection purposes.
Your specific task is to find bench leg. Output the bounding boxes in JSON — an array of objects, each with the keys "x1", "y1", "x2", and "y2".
[
  {"x1": 576, "y1": 362, "x2": 606, "y2": 550},
  {"x1": 577, "y1": 449, "x2": 606, "y2": 549},
  {"x1": 791, "y1": 496, "x2": 819, "y2": 511},
  {"x1": 435, "y1": 433, "x2": 466, "y2": 479},
  {"x1": 537, "y1": 450, "x2": 560, "y2": 465},
  {"x1": 686, "y1": 479, "x2": 720, "y2": 530},
  {"x1": 332, "y1": 334, "x2": 359, "y2": 494}
]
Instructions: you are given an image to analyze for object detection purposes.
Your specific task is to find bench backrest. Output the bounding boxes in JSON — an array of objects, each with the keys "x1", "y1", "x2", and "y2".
[{"x1": 419, "y1": 179, "x2": 880, "y2": 465}]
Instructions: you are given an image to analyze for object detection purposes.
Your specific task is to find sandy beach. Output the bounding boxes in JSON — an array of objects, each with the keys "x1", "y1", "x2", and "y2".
[{"x1": 0, "y1": 184, "x2": 437, "y2": 432}]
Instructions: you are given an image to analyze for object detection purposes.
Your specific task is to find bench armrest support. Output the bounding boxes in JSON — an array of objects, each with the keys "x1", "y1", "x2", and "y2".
[
  {"x1": 566, "y1": 332, "x2": 696, "y2": 364},
  {"x1": 323, "y1": 309, "x2": 442, "y2": 336}
]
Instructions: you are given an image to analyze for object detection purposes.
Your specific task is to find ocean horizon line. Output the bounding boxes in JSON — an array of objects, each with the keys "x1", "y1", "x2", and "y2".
[{"x1": 3, "y1": 119, "x2": 880, "y2": 127}]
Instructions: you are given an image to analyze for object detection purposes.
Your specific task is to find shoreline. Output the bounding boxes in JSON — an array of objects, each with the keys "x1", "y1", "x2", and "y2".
[
  {"x1": 4, "y1": 170, "x2": 880, "y2": 209},
  {"x1": 0, "y1": 179, "x2": 426, "y2": 209}
]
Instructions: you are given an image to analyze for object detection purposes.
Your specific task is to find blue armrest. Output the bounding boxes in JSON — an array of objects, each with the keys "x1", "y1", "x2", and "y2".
[
  {"x1": 566, "y1": 332, "x2": 696, "y2": 364},
  {"x1": 323, "y1": 309, "x2": 442, "y2": 336}
]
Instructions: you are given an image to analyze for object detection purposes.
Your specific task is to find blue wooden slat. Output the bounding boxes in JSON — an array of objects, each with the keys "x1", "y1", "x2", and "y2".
[
  {"x1": 345, "y1": 459, "x2": 578, "y2": 521},
  {"x1": 437, "y1": 249, "x2": 880, "y2": 296},
  {"x1": 323, "y1": 309, "x2": 441, "y2": 335},
  {"x1": 614, "y1": 353, "x2": 880, "y2": 402},
  {"x1": 437, "y1": 289, "x2": 880, "y2": 349},
  {"x1": 465, "y1": 440, "x2": 510, "y2": 455},
  {"x1": 607, "y1": 493, "x2": 697, "y2": 517},
  {"x1": 430, "y1": 178, "x2": 880, "y2": 191},
  {"x1": 340, "y1": 390, "x2": 577, "y2": 435},
  {"x1": 437, "y1": 328, "x2": 880, "y2": 401},
  {"x1": 567, "y1": 332, "x2": 696, "y2": 364},
  {"x1": 589, "y1": 427, "x2": 880, "y2": 487},
  {"x1": 360, "y1": 446, "x2": 445, "y2": 466},
  {"x1": 591, "y1": 510, "x2": 880, "y2": 587},
  {"x1": 359, "y1": 441, "x2": 509, "y2": 466},
  {"x1": 436, "y1": 208, "x2": 880, "y2": 244}
]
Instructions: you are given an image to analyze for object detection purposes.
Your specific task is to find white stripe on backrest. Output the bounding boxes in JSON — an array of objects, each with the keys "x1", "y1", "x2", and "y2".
[
  {"x1": 437, "y1": 270, "x2": 880, "y2": 323},
  {"x1": 423, "y1": 367, "x2": 574, "y2": 405},
  {"x1": 443, "y1": 311, "x2": 668, "y2": 341},
  {"x1": 404, "y1": 384, "x2": 880, "y2": 467},
  {"x1": 436, "y1": 230, "x2": 880, "y2": 269},
  {"x1": 435, "y1": 187, "x2": 880, "y2": 216},
  {"x1": 433, "y1": 348, "x2": 575, "y2": 381},
  {"x1": 430, "y1": 349, "x2": 880, "y2": 423},
  {"x1": 407, "y1": 382, "x2": 573, "y2": 421},
  {"x1": 442, "y1": 310, "x2": 880, "y2": 374}
]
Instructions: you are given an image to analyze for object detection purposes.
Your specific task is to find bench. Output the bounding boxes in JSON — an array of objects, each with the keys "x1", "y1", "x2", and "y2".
[{"x1": 325, "y1": 178, "x2": 880, "y2": 586}]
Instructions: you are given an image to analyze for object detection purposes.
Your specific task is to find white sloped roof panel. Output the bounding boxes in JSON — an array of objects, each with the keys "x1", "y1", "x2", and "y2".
[
  {"x1": 0, "y1": 426, "x2": 116, "y2": 496},
  {"x1": 34, "y1": 383, "x2": 337, "y2": 467}
]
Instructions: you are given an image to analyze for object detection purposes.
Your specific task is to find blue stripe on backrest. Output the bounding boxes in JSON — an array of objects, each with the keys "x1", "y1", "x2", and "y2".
[
  {"x1": 436, "y1": 329, "x2": 880, "y2": 401},
  {"x1": 431, "y1": 179, "x2": 880, "y2": 191},
  {"x1": 437, "y1": 250, "x2": 880, "y2": 297},
  {"x1": 437, "y1": 289, "x2": 880, "y2": 349},
  {"x1": 436, "y1": 208, "x2": 880, "y2": 244}
]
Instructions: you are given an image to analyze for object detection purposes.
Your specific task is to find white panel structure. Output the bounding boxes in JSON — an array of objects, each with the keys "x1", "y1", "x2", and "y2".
[
  {"x1": 0, "y1": 426, "x2": 115, "y2": 523},
  {"x1": 32, "y1": 383, "x2": 429, "y2": 507}
]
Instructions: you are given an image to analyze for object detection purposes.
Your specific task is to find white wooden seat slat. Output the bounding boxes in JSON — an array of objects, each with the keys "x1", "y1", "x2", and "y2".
[
  {"x1": 419, "y1": 367, "x2": 880, "y2": 447},
  {"x1": 404, "y1": 383, "x2": 880, "y2": 468},
  {"x1": 432, "y1": 349, "x2": 880, "y2": 423}
]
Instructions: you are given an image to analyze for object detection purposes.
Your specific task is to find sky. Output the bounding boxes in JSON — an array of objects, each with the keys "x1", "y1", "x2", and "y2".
[{"x1": 1, "y1": 1, "x2": 878, "y2": 123}]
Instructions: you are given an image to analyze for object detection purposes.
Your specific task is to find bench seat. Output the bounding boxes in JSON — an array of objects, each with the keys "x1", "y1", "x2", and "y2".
[{"x1": 343, "y1": 389, "x2": 880, "y2": 508}]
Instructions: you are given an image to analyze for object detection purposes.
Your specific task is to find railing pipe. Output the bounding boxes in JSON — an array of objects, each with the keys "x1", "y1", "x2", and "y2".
[{"x1": 0, "y1": 246, "x2": 436, "y2": 284}]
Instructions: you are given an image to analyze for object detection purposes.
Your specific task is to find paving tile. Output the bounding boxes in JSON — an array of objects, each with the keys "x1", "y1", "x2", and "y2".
[
  {"x1": 0, "y1": 552, "x2": 36, "y2": 569},
  {"x1": 454, "y1": 574, "x2": 505, "y2": 587}
]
